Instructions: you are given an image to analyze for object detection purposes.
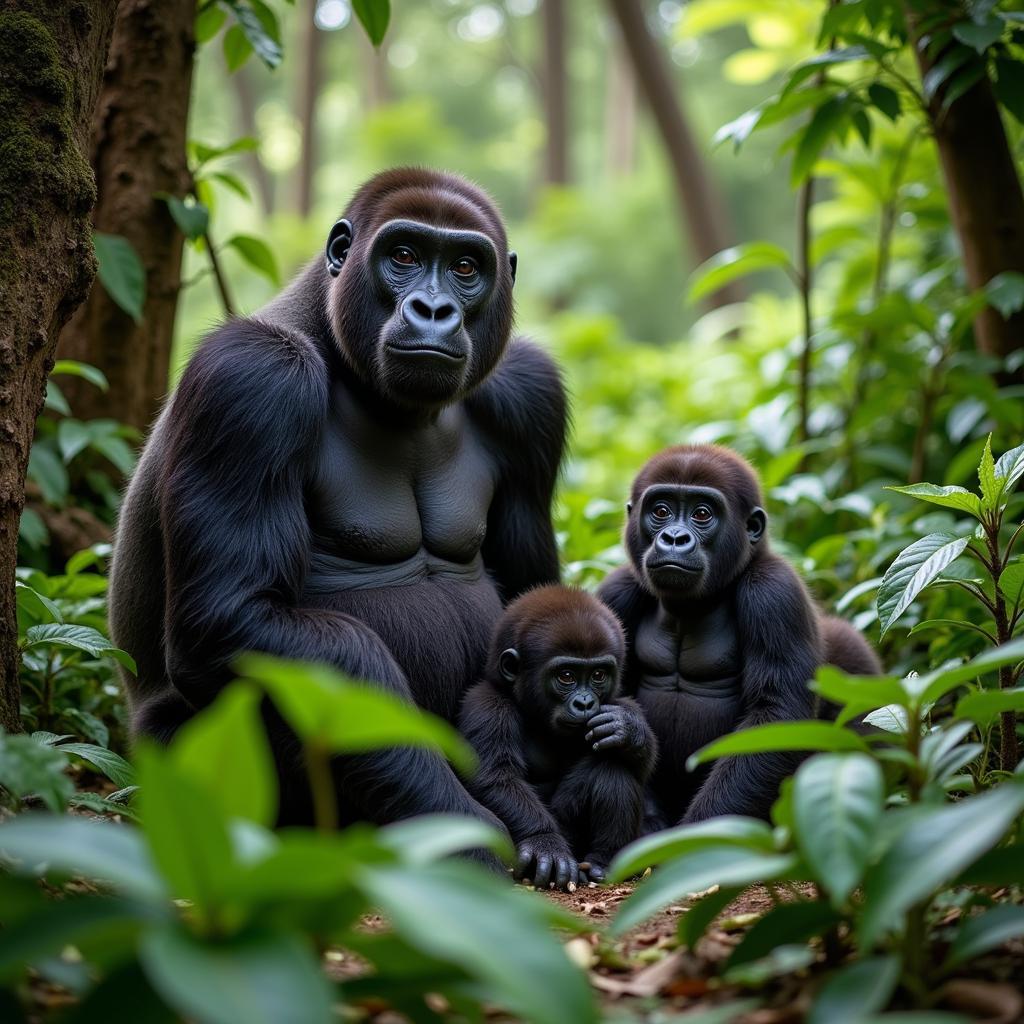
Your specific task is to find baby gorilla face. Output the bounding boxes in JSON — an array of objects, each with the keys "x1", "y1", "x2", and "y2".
[{"x1": 542, "y1": 655, "x2": 619, "y2": 733}]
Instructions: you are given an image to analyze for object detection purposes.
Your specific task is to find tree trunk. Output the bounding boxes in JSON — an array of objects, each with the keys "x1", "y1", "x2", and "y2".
[
  {"x1": 542, "y1": 0, "x2": 569, "y2": 185},
  {"x1": 605, "y1": 0, "x2": 743, "y2": 307},
  {"x1": 906, "y1": 12, "x2": 1024, "y2": 380},
  {"x1": 56, "y1": 0, "x2": 196, "y2": 433},
  {"x1": 295, "y1": 0, "x2": 323, "y2": 217},
  {"x1": 0, "y1": 0, "x2": 119, "y2": 733},
  {"x1": 604, "y1": 26, "x2": 636, "y2": 178},
  {"x1": 232, "y1": 63, "x2": 275, "y2": 215},
  {"x1": 361, "y1": 31, "x2": 391, "y2": 111}
]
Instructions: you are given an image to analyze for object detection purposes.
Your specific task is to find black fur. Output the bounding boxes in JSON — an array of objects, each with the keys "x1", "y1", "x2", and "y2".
[
  {"x1": 109, "y1": 170, "x2": 567, "y2": 845},
  {"x1": 598, "y1": 445, "x2": 882, "y2": 827},
  {"x1": 459, "y1": 586, "x2": 657, "y2": 890}
]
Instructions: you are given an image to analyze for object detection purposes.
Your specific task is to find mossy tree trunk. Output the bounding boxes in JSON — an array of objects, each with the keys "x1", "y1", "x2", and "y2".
[
  {"x1": 0, "y1": 1, "x2": 118, "y2": 733},
  {"x1": 56, "y1": 0, "x2": 196, "y2": 433}
]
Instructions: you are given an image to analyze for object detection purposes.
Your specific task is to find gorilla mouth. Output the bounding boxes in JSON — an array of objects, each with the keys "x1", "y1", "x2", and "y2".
[
  {"x1": 645, "y1": 560, "x2": 703, "y2": 590},
  {"x1": 385, "y1": 340, "x2": 466, "y2": 362}
]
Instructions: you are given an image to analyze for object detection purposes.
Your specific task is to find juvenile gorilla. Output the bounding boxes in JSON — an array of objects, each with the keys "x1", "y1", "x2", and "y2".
[
  {"x1": 460, "y1": 586, "x2": 657, "y2": 890},
  {"x1": 110, "y1": 169, "x2": 567, "y2": 840},
  {"x1": 598, "y1": 445, "x2": 881, "y2": 828}
]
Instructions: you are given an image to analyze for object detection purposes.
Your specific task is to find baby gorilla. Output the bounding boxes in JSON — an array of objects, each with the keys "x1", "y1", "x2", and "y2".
[{"x1": 460, "y1": 585, "x2": 657, "y2": 891}]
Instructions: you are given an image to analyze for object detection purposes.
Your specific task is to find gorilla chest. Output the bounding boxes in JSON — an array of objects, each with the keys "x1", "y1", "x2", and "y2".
[{"x1": 307, "y1": 389, "x2": 497, "y2": 563}]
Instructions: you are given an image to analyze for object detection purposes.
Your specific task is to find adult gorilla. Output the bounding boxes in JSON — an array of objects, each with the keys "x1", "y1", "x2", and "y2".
[{"x1": 110, "y1": 169, "x2": 567, "y2": 834}]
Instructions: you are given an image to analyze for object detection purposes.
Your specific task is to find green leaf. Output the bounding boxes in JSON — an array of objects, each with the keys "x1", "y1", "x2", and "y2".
[
  {"x1": 170, "y1": 685, "x2": 277, "y2": 827},
  {"x1": 678, "y1": 885, "x2": 740, "y2": 950},
  {"x1": 159, "y1": 195, "x2": 210, "y2": 240},
  {"x1": 867, "y1": 82, "x2": 900, "y2": 121},
  {"x1": 57, "y1": 743, "x2": 136, "y2": 789},
  {"x1": 611, "y1": 847, "x2": 798, "y2": 936},
  {"x1": 727, "y1": 901, "x2": 840, "y2": 969},
  {"x1": 608, "y1": 817, "x2": 775, "y2": 882},
  {"x1": 240, "y1": 655, "x2": 477, "y2": 775},
  {"x1": 942, "y1": 63, "x2": 985, "y2": 112},
  {"x1": 139, "y1": 926, "x2": 332, "y2": 1024},
  {"x1": 195, "y1": 2, "x2": 226, "y2": 44},
  {"x1": 0, "y1": 734, "x2": 72, "y2": 812},
  {"x1": 57, "y1": 419, "x2": 91, "y2": 463},
  {"x1": 28, "y1": 444, "x2": 69, "y2": 505},
  {"x1": 923, "y1": 46, "x2": 974, "y2": 100},
  {"x1": 994, "y1": 57, "x2": 1024, "y2": 125},
  {"x1": 860, "y1": 782, "x2": 1024, "y2": 946},
  {"x1": 952, "y1": 17, "x2": 1003, "y2": 54},
  {"x1": 190, "y1": 137, "x2": 259, "y2": 165},
  {"x1": 978, "y1": 434, "x2": 1000, "y2": 510},
  {"x1": 25, "y1": 624, "x2": 136, "y2": 673},
  {"x1": 877, "y1": 534, "x2": 971, "y2": 638},
  {"x1": 722, "y1": 944, "x2": 815, "y2": 986},
  {"x1": 994, "y1": 441, "x2": 1024, "y2": 492},
  {"x1": 791, "y1": 97, "x2": 846, "y2": 185},
  {"x1": 885, "y1": 484, "x2": 982, "y2": 518},
  {"x1": 222, "y1": 23, "x2": 253, "y2": 71},
  {"x1": 687, "y1": 242, "x2": 794, "y2": 304},
  {"x1": 44, "y1": 380, "x2": 70, "y2": 416},
  {"x1": 0, "y1": 814, "x2": 165, "y2": 901},
  {"x1": 1001, "y1": 562, "x2": 1024, "y2": 606},
  {"x1": 136, "y1": 745, "x2": 235, "y2": 917},
  {"x1": 378, "y1": 815, "x2": 512, "y2": 865},
  {"x1": 955, "y1": 687, "x2": 1024, "y2": 725},
  {"x1": 51, "y1": 360, "x2": 108, "y2": 390},
  {"x1": 221, "y1": 0, "x2": 282, "y2": 68},
  {"x1": 226, "y1": 234, "x2": 280, "y2": 285},
  {"x1": 688, "y1": 722, "x2": 869, "y2": 770},
  {"x1": 360, "y1": 860, "x2": 597, "y2": 1024},
  {"x1": 210, "y1": 171, "x2": 251, "y2": 199},
  {"x1": 808, "y1": 955, "x2": 901, "y2": 1024},
  {"x1": 793, "y1": 754, "x2": 884, "y2": 906},
  {"x1": 15, "y1": 581, "x2": 62, "y2": 625},
  {"x1": 946, "y1": 905, "x2": 1024, "y2": 968},
  {"x1": 861, "y1": 703, "x2": 909, "y2": 733},
  {"x1": 956, "y1": 844, "x2": 1024, "y2": 886},
  {"x1": 93, "y1": 232, "x2": 146, "y2": 324},
  {"x1": 913, "y1": 637, "x2": 1024, "y2": 706},
  {"x1": 352, "y1": 0, "x2": 390, "y2": 46},
  {"x1": 986, "y1": 272, "x2": 1024, "y2": 319},
  {"x1": 811, "y1": 665, "x2": 909, "y2": 724}
]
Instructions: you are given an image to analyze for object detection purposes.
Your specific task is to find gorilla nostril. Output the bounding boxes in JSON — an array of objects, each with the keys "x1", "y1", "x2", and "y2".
[
  {"x1": 434, "y1": 301, "x2": 457, "y2": 322},
  {"x1": 409, "y1": 297, "x2": 433, "y2": 321}
]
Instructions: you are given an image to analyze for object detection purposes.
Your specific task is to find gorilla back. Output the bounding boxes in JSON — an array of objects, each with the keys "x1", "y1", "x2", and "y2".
[{"x1": 110, "y1": 169, "x2": 567, "y2": 830}]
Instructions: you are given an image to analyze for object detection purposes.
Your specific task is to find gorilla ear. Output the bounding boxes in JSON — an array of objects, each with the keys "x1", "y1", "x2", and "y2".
[
  {"x1": 326, "y1": 219, "x2": 353, "y2": 277},
  {"x1": 498, "y1": 647, "x2": 520, "y2": 683},
  {"x1": 626, "y1": 501, "x2": 633, "y2": 515},
  {"x1": 508, "y1": 251, "x2": 518, "y2": 284},
  {"x1": 747, "y1": 506, "x2": 767, "y2": 544}
]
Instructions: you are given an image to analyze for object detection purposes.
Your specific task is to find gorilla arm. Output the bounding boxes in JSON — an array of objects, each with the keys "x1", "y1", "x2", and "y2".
[
  {"x1": 473, "y1": 339, "x2": 568, "y2": 601},
  {"x1": 680, "y1": 557, "x2": 820, "y2": 823}
]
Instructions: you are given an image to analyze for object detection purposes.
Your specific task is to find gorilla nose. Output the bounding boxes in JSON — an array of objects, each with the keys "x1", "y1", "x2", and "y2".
[
  {"x1": 402, "y1": 291, "x2": 462, "y2": 335},
  {"x1": 570, "y1": 692, "x2": 597, "y2": 715},
  {"x1": 656, "y1": 527, "x2": 695, "y2": 553}
]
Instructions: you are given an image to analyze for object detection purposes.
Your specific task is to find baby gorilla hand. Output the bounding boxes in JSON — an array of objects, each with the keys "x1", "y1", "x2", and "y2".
[
  {"x1": 513, "y1": 831, "x2": 579, "y2": 891},
  {"x1": 585, "y1": 704, "x2": 643, "y2": 753}
]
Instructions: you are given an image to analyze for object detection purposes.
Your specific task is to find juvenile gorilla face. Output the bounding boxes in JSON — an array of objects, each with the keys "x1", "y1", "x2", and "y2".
[{"x1": 539, "y1": 654, "x2": 618, "y2": 733}]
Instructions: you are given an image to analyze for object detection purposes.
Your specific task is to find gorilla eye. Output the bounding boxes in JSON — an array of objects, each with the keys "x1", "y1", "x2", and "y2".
[
  {"x1": 390, "y1": 246, "x2": 418, "y2": 267},
  {"x1": 452, "y1": 257, "x2": 478, "y2": 278},
  {"x1": 591, "y1": 669, "x2": 606, "y2": 684},
  {"x1": 556, "y1": 669, "x2": 575, "y2": 685},
  {"x1": 651, "y1": 503, "x2": 672, "y2": 521},
  {"x1": 692, "y1": 505, "x2": 713, "y2": 524}
]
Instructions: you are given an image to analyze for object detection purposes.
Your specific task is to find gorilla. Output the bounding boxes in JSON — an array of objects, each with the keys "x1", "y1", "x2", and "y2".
[
  {"x1": 459, "y1": 585, "x2": 656, "y2": 891},
  {"x1": 110, "y1": 169, "x2": 567, "y2": 842},
  {"x1": 598, "y1": 444, "x2": 882, "y2": 830}
]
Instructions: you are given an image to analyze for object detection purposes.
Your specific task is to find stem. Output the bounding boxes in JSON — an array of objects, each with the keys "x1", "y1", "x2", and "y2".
[
  {"x1": 204, "y1": 234, "x2": 236, "y2": 318},
  {"x1": 1002, "y1": 521, "x2": 1024, "y2": 567},
  {"x1": 986, "y1": 519, "x2": 1020, "y2": 770},
  {"x1": 948, "y1": 578, "x2": 997, "y2": 615},
  {"x1": 305, "y1": 742, "x2": 338, "y2": 833},
  {"x1": 902, "y1": 900, "x2": 929, "y2": 1001}
]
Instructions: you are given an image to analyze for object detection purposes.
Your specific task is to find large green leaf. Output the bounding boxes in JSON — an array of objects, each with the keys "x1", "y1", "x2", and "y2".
[
  {"x1": 994, "y1": 441, "x2": 1024, "y2": 491},
  {"x1": 688, "y1": 722, "x2": 869, "y2": 769},
  {"x1": 955, "y1": 687, "x2": 1024, "y2": 725},
  {"x1": 885, "y1": 484, "x2": 981, "y2": 518},
  {"x1": 220, "y1": 0, "x2": 282, "y2": 68},
  {"x1": 687, "y1": 242, "x2": 794, "y2": 303},
  {"x1": 0, "y1": 733, "x2": 72, "y2": 812},
  {"x1": 160, "y1": 195, "x2": 210, "y2": 240},
  {"x1": 378, "y1": 814, "x2": 512, "y2": 865},
  {"x1": 946, "y1": 905, "x2": 1024, "y2": 968},
  {"x1": 608, "y1": 817, "x2": 775, "y2": 882},
  {"x1": 611, "y1": 847, "x2": 798, "y2": 936},
  {"x1": 24, "y1": 623, "x2": 136, "y2": 673},
  {"x1": 860, "y1": 782, "x2": 1024, "y2": 946},
  {"x1": 912, "y1": 637, "x2": 1024, "y2": 706},
  {"x1": 93, "y1": 232, "x2": 146, "y2": 323},
  {"x1": 811, "y1": 665, "x2": 909, "y2": 722},
  {"x1": 57, "y1": 742, "x2": 136, "y2": 789},
  {"x1": 793, "y1": 754, "x2": 884, "y2": 906},
  {"x1": 360, "y1": 860, "x2": 597, "y2": 1024},
  {"x1": 51, "y1": 359, "x2": 109, "y2": 390},
  {"x1": 170, "y1": 685, "x2": 276, "y2": 827},
  {"x1": 0, "y1": 814, "x2": 165, "y2": 901},
  {"x1": 791, "y1": 96, "x2": 846, "y2": 185},
  {"x1": 978, "y1": 435, "x2": 1001, "y2": 511},
  {"x1": 140, "y1": 926, "x2": 332, "y2": 1024},
  {"x1": 877, "y1": 534, "x2": 971, "y2": 638},
  {"x1": 225, "y1": 234, "x2": 279, "y2": 285},
  {"x1": 240, "y1": 655, "x2": 476, "y2": 775},
  {"x1": 808, "y1": 955, "x2": 901, "y2": 1024},
  {"x1": 28, "y1": 444, "x2": 69, "y2": 505},
  {"x1": 352, "y1": 0, "x2": 390, "y2": 46},
  {"x1": 726, "y1": 901, "x2": 839, "y2": 969},
  {"x1": 1000, "y1": 562, "x2": 1024, "y2": 606}
]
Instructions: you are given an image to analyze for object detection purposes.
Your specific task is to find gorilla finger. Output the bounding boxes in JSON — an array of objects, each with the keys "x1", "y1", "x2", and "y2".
[
  {"x1": 555, "y1": 857, "x2": 572, "y2": 891},
  {"x1": 513, "y1": 847, "x2": 535, "y2": 881},
  {"x1": 534, "y1": 854, "x2": 553, "y2": 889},
  {"x1": 587, "y1": 862, "x2": 607, "y2": 882},
  {"x1": 588, "y1": 722, "x2": 617, "y2": 740},
  {"x1": 592, "y1": 734, "x2": 626, "y2": 751},
  {"x1": 586, "y1": 712, "x2": 616, "y2": 729}
]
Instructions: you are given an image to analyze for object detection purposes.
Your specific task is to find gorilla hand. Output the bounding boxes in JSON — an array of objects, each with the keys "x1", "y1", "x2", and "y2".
[
  {"x1": 513, "y1": 831, "x2": 579, "y2": 891},
  {"x1": 585, "y1": 703, "x2": 646, "y2": 753}
]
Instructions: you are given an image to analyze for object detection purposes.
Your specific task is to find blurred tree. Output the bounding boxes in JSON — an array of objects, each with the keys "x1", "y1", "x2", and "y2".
[
  {"x1": 605, "y1": 0, "x2": 743, "y2": 308},
  {"x1": 0, "y1": 1, "x2": 118, "y2": 731},
  {"x1": 361, "y1": 29, "x2": 392, "y2": 110},
  {"x1": 604, "y1": 27, "x2": 636, "y2": 178},
  {"x1": 542, "y1": 0, "x2": 570, "y2": 184},
  {"x1": 231, "y1": 63, "x2": 276, "y2": 214},
  {"x1": 905, "y1": 2, "x2": 1024, "y2": 380},
  {"x1": 56, "y1": 0, "x2": 196, "y2": 432},
  {"x1": 295, "y1": 0, "x2": 324, "y2": 216}
]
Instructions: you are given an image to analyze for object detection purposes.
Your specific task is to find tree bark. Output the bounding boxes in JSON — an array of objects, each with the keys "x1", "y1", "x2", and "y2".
[
  {"x1": 604, "y1": 26, "x2": 636, "y2": 178},
  {"x1": 0, "y1": 0, "x2": 119, "y2": 733},
  {"x1": 542, "y1": 0, "x2": 569, "y2": 185},
  {"x1": 55, "y1": 0, "x2": 195, "y2": 434},
  {"x1": 605, "y1": 0, "x2": 743, "y2": 307},
  {"x1": 905, "y1": 12, "x2": 1024, "y2": 380},
  {"x1": 295, "y1": 0, "x2": 323, "y2": 216}
]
